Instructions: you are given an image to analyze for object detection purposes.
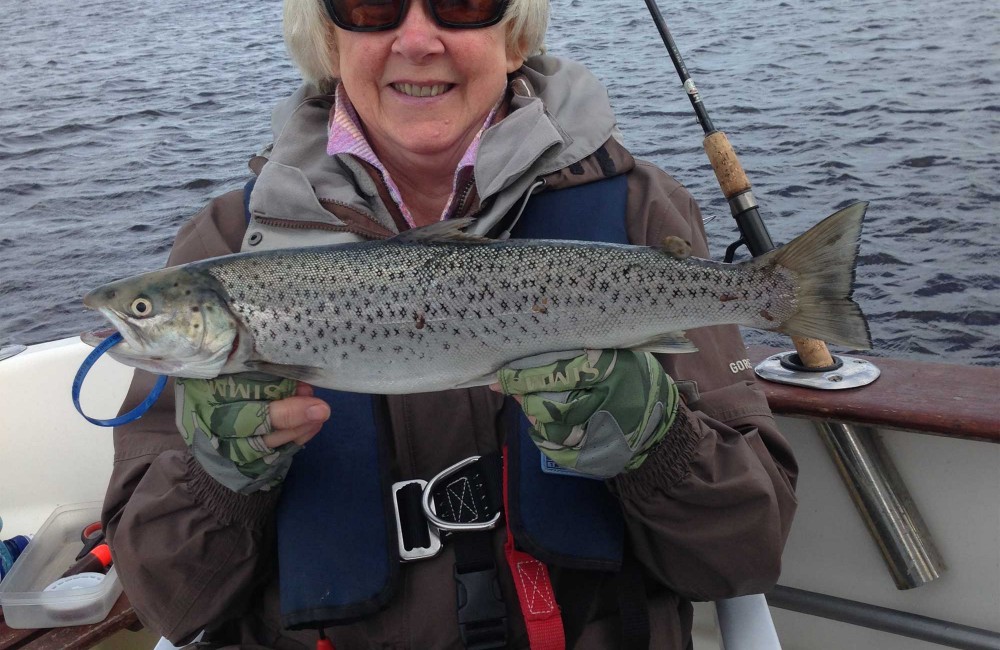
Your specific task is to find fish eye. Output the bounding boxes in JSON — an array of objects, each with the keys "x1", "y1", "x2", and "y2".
[{"x1": 129, "y1": 297, "x2": 154, "y2": 318}]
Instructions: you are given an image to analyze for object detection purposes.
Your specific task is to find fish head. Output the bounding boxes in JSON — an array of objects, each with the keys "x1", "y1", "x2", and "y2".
[{"x1": 82, "y1": 266, "x2": 240, "y2": 378}]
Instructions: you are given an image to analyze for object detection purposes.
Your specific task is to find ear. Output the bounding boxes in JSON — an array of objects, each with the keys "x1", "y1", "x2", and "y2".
[
  {"x1": 505, "y1": 44, "x2": 525, "y2": 74},
  {"x1": 506, "y1": 53, "x2": 525, "y2": 73},
  {"x1": 503, "y1": 23, "x2": 526, "y2": 74}
]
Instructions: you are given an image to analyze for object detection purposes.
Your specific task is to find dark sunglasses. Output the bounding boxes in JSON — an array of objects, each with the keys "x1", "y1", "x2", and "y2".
[{"x1": 323, "y1": 0, "x2": 510, "y2": 32}]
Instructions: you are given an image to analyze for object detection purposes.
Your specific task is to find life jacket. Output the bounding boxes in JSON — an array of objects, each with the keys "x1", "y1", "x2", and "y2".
[{"x1": 245, "y1": 173, "x2": 636, "y2": 643}]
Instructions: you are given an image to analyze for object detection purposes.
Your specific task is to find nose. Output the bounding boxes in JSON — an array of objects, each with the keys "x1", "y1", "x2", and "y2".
[{"x1": 391, "y1": 0, "x2": 445, "y2": 59}]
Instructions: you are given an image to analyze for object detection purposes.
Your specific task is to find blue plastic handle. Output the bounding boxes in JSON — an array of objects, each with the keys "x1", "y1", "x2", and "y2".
[{"x1": 72, "y1": 332, "x2": 167, "y2": 427}]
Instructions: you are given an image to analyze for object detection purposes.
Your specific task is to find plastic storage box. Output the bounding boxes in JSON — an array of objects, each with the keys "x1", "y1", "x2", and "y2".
[{"x1": 0, "y1": 502, "x2": 122, "y2": 628}]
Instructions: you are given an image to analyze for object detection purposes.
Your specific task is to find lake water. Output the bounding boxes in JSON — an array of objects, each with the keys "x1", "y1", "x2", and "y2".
[{"x1": 1, "y1": 0, "x2": 997, "y2": 366}]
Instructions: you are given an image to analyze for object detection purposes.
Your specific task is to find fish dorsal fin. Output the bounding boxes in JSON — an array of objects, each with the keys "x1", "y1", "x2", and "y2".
[
  {"x1": 393, "y1": 218, "x2": 492, "y2": 244},
  {"x1": 630, "y1": 331, "x2": 699, "y2": 354}
]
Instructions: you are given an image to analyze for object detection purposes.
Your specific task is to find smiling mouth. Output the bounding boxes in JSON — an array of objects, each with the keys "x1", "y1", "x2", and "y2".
[{"x1": 391, "y1": 83, "x2": 452, "y2": 97}]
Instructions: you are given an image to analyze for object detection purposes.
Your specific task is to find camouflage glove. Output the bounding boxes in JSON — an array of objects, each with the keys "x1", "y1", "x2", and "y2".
[
  {"x1": 176, "y1": 373, "x2": 300, "y2": 494},
  {"x1": 497, "y1": 349, "x2": 679, "y2": 479}
]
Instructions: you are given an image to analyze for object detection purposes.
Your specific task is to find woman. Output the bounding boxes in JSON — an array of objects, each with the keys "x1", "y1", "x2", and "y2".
[{"x1": 102, "y1": 0, "x2": 798, "y2": 647}]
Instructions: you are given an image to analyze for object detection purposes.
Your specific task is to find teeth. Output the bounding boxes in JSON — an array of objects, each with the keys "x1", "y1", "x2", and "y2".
[{"x1": 393, "y1": 83, "x2": 449, "y2": 97}]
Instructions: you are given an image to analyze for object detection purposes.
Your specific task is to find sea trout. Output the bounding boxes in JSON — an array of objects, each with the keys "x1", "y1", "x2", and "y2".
[{"x1": 83, "y1": 202, "x2": 872, "y2": 394}]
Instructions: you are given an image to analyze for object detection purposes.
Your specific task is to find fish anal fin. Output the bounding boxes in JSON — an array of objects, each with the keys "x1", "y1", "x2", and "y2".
[{"x1": 630, "y1": 331, "x2": 699, "y2": 354}]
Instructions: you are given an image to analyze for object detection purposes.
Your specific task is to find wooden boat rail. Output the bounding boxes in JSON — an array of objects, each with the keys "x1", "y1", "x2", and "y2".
[{"x1": 748, "y1": 346, "x2": 998, "y2": 443}]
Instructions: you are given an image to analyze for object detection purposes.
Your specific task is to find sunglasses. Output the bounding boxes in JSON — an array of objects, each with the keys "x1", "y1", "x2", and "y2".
[{"x1": 323, "y1": 0, "x2": 510, "y2": 32}]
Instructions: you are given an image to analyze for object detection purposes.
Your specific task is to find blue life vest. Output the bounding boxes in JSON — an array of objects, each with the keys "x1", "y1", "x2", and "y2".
[{"x1": 246, "y1": 174, "x2": 633, "y2": 629}]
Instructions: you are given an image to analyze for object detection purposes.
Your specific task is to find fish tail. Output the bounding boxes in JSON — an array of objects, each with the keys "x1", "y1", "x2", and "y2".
[{"x1": 756, "y1": 202, "x2": 873, "y2": 349}]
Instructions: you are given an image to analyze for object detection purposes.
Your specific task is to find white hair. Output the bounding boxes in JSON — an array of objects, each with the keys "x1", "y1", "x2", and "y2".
[{"x1": 283, "y1": 0, "x2": 549, "y2": 89}]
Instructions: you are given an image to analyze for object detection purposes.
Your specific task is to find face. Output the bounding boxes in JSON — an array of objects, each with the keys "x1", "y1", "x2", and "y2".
[{"x1": 329, "y1": 1, "x2": 524, "y2": 164}]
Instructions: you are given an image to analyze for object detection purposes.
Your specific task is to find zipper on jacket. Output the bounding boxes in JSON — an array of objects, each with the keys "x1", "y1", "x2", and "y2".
[
  {"x1": 454, "y1": 176, "x2": 477, "y2": 220},
  {"x1": 254, "y1": 215, "x2": 392, "y2": 240}
]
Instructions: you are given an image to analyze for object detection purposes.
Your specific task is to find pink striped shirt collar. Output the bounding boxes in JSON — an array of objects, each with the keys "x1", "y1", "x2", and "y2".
[{"x1": 326, "y1": 83, "x2": 499, "y2": 228}]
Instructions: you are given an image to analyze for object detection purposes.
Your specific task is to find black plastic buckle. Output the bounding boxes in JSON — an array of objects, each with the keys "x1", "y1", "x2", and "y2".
[{"x1": 454, "y1": 565, "x2": 508, "y2": 650}]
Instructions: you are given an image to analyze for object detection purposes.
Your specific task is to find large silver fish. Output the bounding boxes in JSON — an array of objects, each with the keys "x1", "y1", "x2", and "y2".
[{"x1": 83, "y1": 203, "x2": 871, "y2": 394}]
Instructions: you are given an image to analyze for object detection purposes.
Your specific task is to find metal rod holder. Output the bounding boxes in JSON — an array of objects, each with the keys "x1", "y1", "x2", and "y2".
[{"x1": 815, "y1": 422, "x2": 945, "y2": 589}]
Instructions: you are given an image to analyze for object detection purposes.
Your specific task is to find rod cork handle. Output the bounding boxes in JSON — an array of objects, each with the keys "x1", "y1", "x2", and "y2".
[
  {"x1": 704, "y1": 132, "x2": 836, "y2": 369},
  {"x1": 791, "y1": 336, "x2": 836, "y2": 368},
  {"x1": 703, "y1": 131, "x2": 752, "y2": 198}
]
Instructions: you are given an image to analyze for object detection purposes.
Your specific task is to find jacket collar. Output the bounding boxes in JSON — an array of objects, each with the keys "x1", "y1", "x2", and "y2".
[{"x1": 249, "y1": 55, "x2": 623, "y2": 240}]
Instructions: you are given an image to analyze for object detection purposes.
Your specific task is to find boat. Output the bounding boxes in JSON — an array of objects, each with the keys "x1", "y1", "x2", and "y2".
[{"x1": 1, "y1": 335, "x2": 996, "y2": 649}]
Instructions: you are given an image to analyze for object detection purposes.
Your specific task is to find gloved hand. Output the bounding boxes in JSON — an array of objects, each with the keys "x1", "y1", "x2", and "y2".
[
  {"x1": 494, "y1": 349, "x2": 679, "y2": 479},
  {"x1": 176, "y1": 373, "x2": 329, "y2": 493}
]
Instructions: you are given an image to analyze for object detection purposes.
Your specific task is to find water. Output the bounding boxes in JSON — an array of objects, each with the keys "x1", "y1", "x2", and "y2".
[{"x1": 1, "y1": 0, "x2": 997, "y2": 366}]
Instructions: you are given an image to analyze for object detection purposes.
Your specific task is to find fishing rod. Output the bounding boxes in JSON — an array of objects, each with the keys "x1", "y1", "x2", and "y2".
[
  {"x1": 641, "y1": 0, "x2": 945, "y2": 591},
  {"x1": 643, "y1": 0, "x2": 774, "y2": 263}
]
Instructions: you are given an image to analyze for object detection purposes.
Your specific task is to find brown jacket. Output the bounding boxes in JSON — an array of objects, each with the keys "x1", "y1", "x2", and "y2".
[{"x1": 102, "y1": 58, "x2": 797, "y2": 649}]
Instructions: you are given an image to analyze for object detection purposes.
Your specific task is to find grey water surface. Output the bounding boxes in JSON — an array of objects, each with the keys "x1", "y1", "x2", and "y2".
[{"x1": 1, "y1": 0, "x2": 997, "y2": 366}]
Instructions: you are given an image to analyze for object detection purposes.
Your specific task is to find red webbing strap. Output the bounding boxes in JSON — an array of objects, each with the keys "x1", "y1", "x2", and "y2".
[{"x1": 502, "y1": 446, "x2": 566, "y2": 650}]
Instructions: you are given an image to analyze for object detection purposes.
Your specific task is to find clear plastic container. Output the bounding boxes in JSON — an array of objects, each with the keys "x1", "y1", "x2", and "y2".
[{"x1": 0, "y1": 501, "x2": 122, "y2": 628}]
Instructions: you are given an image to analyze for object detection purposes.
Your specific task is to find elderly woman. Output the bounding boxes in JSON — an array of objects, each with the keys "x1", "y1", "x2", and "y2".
[{"x1": 102, "y1": 0, "x2": 797, "y2": 648}]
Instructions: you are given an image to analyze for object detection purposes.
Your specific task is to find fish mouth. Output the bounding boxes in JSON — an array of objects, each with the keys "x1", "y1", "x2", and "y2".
[
  {"x1": 83, "y1": 316, "x2": 241, "y2": 378},
  {"x1": 81, "y1": 323, "x2": 170, "y2": 368},
  {"x1": 81, "y1": 327, "x2": 118, "y2": 347}
]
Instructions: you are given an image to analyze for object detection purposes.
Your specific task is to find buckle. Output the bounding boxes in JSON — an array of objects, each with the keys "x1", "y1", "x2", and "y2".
[
  {"x1": 421, "y1": 456, "x2": 502, "y2": 532},
  {"x1": 391, "y1": 479, "x2": 442, "y2": 561},
  {"x1": 454, "y1": 565, "x2": 508, "y2": 649}
]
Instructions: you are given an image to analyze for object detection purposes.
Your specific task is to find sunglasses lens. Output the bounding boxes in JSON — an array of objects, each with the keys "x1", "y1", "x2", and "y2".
[
  {"x1": 327, "y1": 0, "x2": 506, "y2": 31},
  {"x1": 433, "y1": 0, "x2": 506, "y2": 26},
  {"x1": 329, "y1": 0, "x2": 404, "y2": 29}
]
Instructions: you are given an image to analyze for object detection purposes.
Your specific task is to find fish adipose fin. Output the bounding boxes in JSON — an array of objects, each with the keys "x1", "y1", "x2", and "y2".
[
  {"x1": 394, "y1": 218, "x2": 493, "y2": 244},
  {"x1": 757, "y1": 201, "x2": 873, "y2": 350},
  {"x1": 630, "y1": 331, "x2": 699, "y2": 354}
]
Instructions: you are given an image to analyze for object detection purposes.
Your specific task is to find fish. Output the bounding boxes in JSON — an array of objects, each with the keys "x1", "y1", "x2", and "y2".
[{"x1": 82, "y1": 202, "x2": 872, "y2": 394}]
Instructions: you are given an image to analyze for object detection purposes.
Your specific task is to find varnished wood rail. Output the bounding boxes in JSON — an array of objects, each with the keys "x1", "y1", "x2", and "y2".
[{"x1": 748, "y1": 346, "x2": 998, "y2": 442}]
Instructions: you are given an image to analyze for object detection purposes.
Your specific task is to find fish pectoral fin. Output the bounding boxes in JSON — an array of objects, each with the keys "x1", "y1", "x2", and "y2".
[
  {"x1": 392, "y1": 218, "x2": 492, "y2": 244},
  {"x1": 630, "y1": 331, "x2": 699, "y2": 354},
  {"x1": 451, "y1": 372, "x2": 501, "y2": 390},
  {"x1": 245, "y1": 362, "x2": 326, "y2": 384}
]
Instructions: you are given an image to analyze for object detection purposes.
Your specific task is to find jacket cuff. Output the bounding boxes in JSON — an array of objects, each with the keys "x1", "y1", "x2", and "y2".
[
  {"x1": 184, "y1": 453, "x2": 281, "y2": 529},
  {"x1": 609, "y1": 403, "x2": 702, "y2": 500}
]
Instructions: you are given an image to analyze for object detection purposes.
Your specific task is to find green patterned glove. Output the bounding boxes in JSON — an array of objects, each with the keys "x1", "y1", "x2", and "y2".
[
  {"x1": 497, "y1": 349, "x2": 679, "y2": 478},
  {"x1": 176, "y1": 373, "x2": 300, "y2": 493}
]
